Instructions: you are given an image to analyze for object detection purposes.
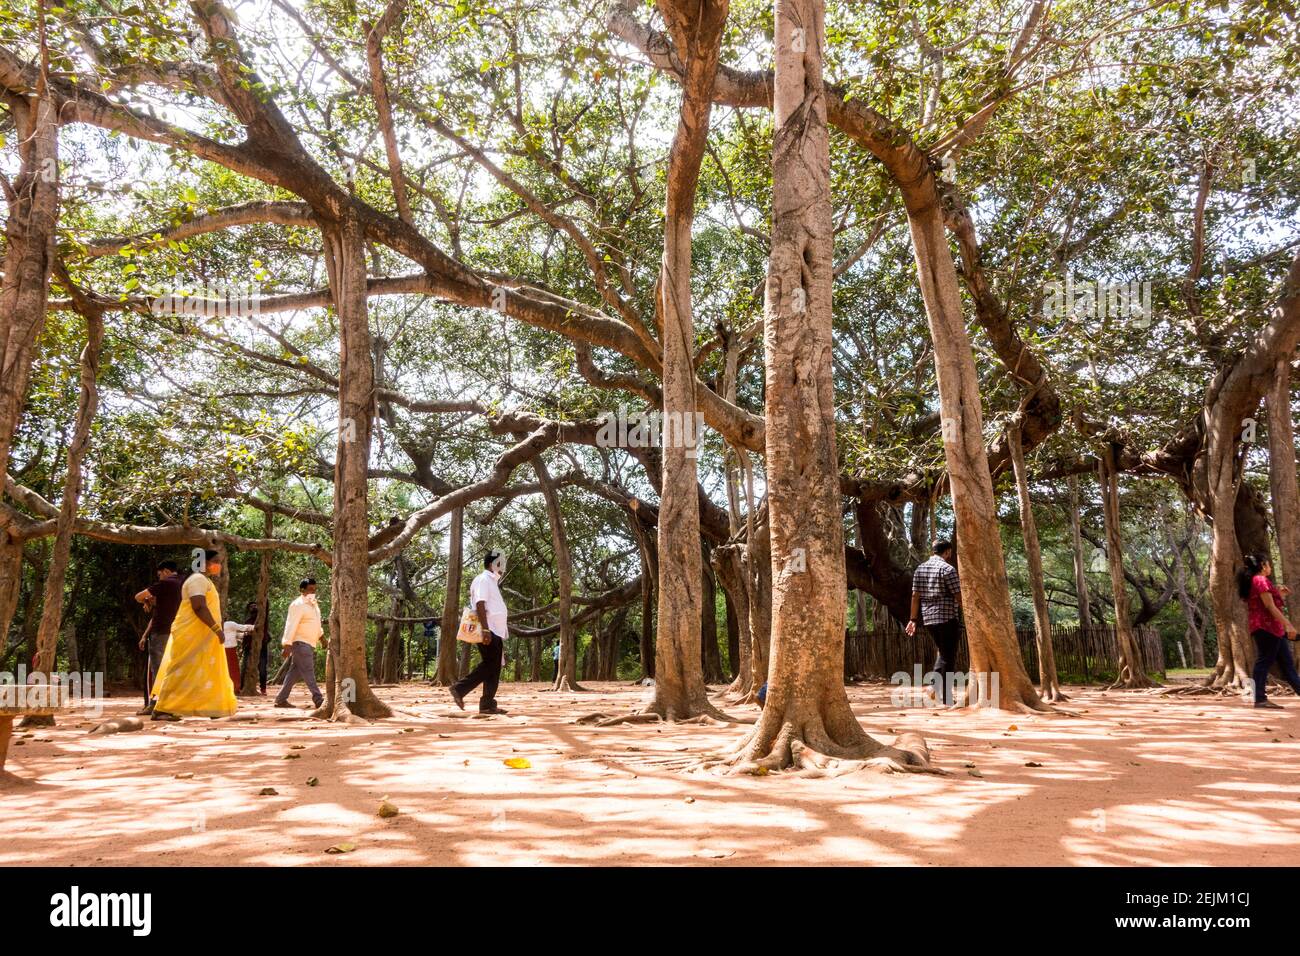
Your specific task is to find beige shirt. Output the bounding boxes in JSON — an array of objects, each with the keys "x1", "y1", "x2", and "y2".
[{"x1": 282, "y1": 594, "x2": 323, "y2": 648}]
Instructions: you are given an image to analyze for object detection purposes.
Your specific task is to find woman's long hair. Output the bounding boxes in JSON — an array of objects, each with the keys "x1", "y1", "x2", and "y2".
[{"x1": 1237, "y1": 554, "x2": 1267, "y2": 600}]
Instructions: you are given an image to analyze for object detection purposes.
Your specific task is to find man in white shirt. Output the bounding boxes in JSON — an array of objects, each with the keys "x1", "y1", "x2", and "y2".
[
  {"x1": 274, "y1": 578, "x2": 324, "y2": 709},
  {"x1": 450, "y1": 551, "x2": 509, "y2": 715}
]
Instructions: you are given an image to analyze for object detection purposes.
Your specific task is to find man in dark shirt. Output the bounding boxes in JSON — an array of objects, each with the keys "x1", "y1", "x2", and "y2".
[
  {"x1": 906, "y1": 540, "x2": 963, "y2": 705},
  {"x1": 134, "y1": 560, "x2": 183, "y2": 715}
]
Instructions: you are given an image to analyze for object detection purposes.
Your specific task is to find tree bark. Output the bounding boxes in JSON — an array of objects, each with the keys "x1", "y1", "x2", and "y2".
[
  {"x1": 1098, "y1": 444, "x2": 1154, "y2": 688},
  {"x1": 317, "y1": 214, "x2": 390, "y2": 721},
  {"x1": 729, "y1": 0, "x2": 926, "y2": 773},
  {"x1": 1268, "y1": 356, "x2": 1300, "y2": 591},
  {"x1": 1009, "y1": 423, "x2": 1064, "y2": 700},
  {"x1": 644, "y1": 0, "x2": 727, "y2": 720},
  {"x1": 1067, "y1": 475, "x2": 1093, "y2": 629},
  {"x1": 0, "y1": 90, "x2": 59, "y2": 643}
]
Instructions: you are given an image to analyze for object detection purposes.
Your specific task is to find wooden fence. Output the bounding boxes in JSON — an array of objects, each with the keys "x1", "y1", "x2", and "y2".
[{"x1": 844, "y1": 619, "x2": 1164, "y2": 684}]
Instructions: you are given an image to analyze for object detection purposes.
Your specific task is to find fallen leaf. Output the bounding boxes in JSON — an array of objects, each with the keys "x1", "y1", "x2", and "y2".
[
  {"x1": 377, "y1": 801, "x2": 400, "y2": 818},
  {"x1": 967, "y1": 768, "x2": 984, "y2": 778},
  {"x1": 503, "y1": 757, "x2": 531, "y2": 769},
  {"x1": 963, "y1": 762, "x2": 977, "y2": 769},
  {"x1": 324, "y1": 843, "x2": 356, "y2": 854},
  {"x1": 697, "y1": 848, "x2": 734, "y2": 859},
  {"x1": 258, "y1": 787, "x2": 278, "y2": 796},
  {"x1": 290, "y1": 744, "x2": 305, "y2": 750},
  {"x1": 1006, "y1": 724, "x2": 1018, "y2": 732},
  {"x1": 174, "y1": 772, "x2": 194, "y2": 779},
  {"x1": 1025, "y1": 761, "x2": 1043, "y2": 768},
  {"x1": 306, "y1": 777, "x2": 319, "y2": 787},
  {"x1": 283, "y1": 753, "x2": 300, "y2": 760},
  {"x1": 684, "y1": 796, "x2": 695, "y2": 804}
]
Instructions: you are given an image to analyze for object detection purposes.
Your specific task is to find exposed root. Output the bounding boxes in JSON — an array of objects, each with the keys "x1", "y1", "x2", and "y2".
[
  {"x1": 574, "y1": 711, "x2": 662, "y2": 727},
  {"x1": 17, "y1": 714, "x2": 54, "y2": 729},
  {"x1": 313, "y1": 700, "x2": 372, "y2": 724},
  {"x1": 550, "y1": 675, "x2": 588, "y2": 693}
]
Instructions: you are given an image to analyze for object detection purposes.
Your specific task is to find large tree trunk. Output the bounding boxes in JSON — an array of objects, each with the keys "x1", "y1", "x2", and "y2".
[
  {"x1": 1098, "y1": 445, "x2": 1155, "y2": 688},
  {"x1": 1009, "y1": 423, "x2": 1065, "y2": 701},
  {"x1": 905, "y1": 209, "x2": 1042, "y2": 709},
  {"x1": 729, "y1": 0, "x2": 926, "y2": 774},
  {"x1": 536, "y1": 458, "x2": 582, "y2": 691},
  {"x1": 1268, "y1": 356, "x2": 1300, "y2": 591},
  {"x1": 715, "y1": 543, "x2": 752, "y2": 697},
  {"x1": 317, "y1": 215, "x2": 389, "y2": 721},
  {"x1": 433, "y1": 506, "x2": 464, "y2": 686},
  {"x1": 240, "y1": 511, "x2": 272, "y2": 695},
  {"x1": 644, "y1": 0, "x2": 727, "y2": 720},
  {"x1": 23, "y1": 298, "x2": 102, "y2": 728},
  {"x1": 0, "y1": 90, "x2": 59, "y2": 643},
  {"x1": 746, "y1": 509, "x2": 772, "y2": 697}
]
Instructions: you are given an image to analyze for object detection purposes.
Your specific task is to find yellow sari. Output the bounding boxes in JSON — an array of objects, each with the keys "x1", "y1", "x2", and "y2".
[{"x1": 151, "y1": 572, "x2": 237, "y2": 718}]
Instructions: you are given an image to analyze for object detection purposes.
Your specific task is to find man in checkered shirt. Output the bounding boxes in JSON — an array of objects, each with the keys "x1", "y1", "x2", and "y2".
[{"x1": 906, "y1": 540, "x2": 963, "y2": 705}]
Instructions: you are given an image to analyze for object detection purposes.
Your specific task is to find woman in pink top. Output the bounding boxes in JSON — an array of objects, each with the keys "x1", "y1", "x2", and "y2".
[{"x1": 1237, "y1": 554, "x2": 1300, "y2": 708}]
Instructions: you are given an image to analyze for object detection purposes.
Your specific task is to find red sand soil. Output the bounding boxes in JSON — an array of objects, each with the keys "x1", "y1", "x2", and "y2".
[{"x1": 2, "y1": 680, "x2": 1298, "y2": 866}]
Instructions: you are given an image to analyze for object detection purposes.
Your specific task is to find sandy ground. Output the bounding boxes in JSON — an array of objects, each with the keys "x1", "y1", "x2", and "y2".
[{"x1": 2, "y1": 680, "x2": 1298, "y2": 866}]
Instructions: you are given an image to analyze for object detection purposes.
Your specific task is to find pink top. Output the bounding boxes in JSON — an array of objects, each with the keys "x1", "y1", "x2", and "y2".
[{"x1": 1247, "y1": 575, "x2": 1286, "y2": 637}]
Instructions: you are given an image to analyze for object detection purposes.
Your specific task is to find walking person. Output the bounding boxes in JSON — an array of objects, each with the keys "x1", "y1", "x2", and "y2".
[
  {"x1": 275, "y1": 578, "x2": 324, "y2": 709},
  {"x1": 906, "y1": 540, "x2": 963, "y2": 706},
  {"x1": 449, "y1": 551, "x2": 509, "y2": 715},
  {"x1": 133, "y1": 560, "x2": 184, "y2": 716},
  {"x1": 1238, "y1": 553, "x2": 1300, "y2": 709},
  {"x1": 222, "y1": 619, "x2": 255, "y2": 693},
  {"x1": 150, "y1": 551, "x2": 237, "y2": 721}
]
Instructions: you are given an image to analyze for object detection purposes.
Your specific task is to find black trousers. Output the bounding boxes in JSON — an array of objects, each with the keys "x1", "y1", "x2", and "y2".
[
  {"x1": 1251, "y1": 630, "x2": 1300, "y2": 702},
  {"x1": 927, "y1": 618, "x2": 961, "y2": 705},
  {"x1": 453, "y1": 632, "x2": 503, "y2": 711}
]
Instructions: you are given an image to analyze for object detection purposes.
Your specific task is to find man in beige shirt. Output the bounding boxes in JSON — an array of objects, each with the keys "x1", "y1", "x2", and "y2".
[{"x1": 274, "y1": 578, "x2": 324, "y2": 709}]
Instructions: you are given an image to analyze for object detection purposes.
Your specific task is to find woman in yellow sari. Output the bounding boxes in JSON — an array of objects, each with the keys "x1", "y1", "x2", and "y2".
[{"x1": 151, "y1": 550, "x2": 237, "y2": 720}]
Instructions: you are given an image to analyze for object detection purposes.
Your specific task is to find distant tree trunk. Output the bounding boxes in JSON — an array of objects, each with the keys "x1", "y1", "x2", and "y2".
[
  {"x1": 1067, "y1": 475, "x2": 1092, "y2": 629},
  {"x1": 724, "y1": 575, "x2": 740, "y2": 679},
  {"x1": 535, "y1": 458, "x2": 582, "y2": 691},
  {"x1": 628, "y1": 509, "x2": 656, "y2": 679},
  {"x1": 240, "y1": 511, "x2": 272, "y2": 695},
  {"x1": 729, "y1": 0, "x2": 926, "y2": 773},
  {"x1": 715, "y1": 544, "x2": 753, "y2": 697},
  {"x1": 700, "y1": 542, "x2": 723, "y2": 684},
  {"x1": 26, "y1": 297, "x2": 102, "y2": 730},
  {"x1": 528, "y1": 635, "x2": 540, "y2": 682},
  {"x1": 65, "y1": 619, "x2": 79, "y2": 673},
  {"x1": 371, "y1": 619, "x2": 386, "y2": 682},
  {"x1": 1009, "y1": 423, "x2": 1065, "y2": 701},
  {"x1": 318, "y1": 214, "x2": 390, "y2": 721},
  {"x1": 1268, "y1": 356, "x2": 1300, "y2": 592},
  {"x1": 433, "y1": 507, "x2": 464, "y2": 686},
  {"x1": 746, "y1": 509, "x2": 772, "y2": 697},
  {"x1": 1167, "y1": 509, "x2": 1208, "y2": 668},
  {"x1": 1098, "y1": 445, "x2": 1154, "y2": 688}
]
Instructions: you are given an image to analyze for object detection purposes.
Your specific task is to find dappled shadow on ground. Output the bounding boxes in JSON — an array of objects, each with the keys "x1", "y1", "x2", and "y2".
[{"x1": 2, "y1": 681, "x2": 1297, "y2": 866}]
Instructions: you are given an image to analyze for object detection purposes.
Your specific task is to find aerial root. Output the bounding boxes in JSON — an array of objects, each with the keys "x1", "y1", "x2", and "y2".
[{"x1": 573, "y1": 711, "x2": 663, "y2": 727}]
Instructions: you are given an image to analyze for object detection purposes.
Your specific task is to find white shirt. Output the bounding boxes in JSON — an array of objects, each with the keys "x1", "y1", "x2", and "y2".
[
  {"x1": 469, "y1": 570, "x2": 508, "y2": 639},
  {"x1": 282, "y1": 594, "x2": 324, "y2": 648},
  {"x1": 223, "y1": 621, "x2": 255, "y2": 649}
]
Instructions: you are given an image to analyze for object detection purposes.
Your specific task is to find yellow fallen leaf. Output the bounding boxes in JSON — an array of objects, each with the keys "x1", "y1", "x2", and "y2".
[
  {"x1": 377, "y1": 801, "x2": 399, "y2": 818},
  {"x1": 503, "y1": 757, "x2": 531, "y2": 769},
  {"x1": 325, "y1": 842, "x2": 356, "y2": 854},
  {"x1": 1006, "y1": 724, "x2": 1018, "y2": 732}
]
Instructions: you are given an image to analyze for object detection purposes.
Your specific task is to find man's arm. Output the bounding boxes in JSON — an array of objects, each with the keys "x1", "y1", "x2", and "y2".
[
  {"x1": 134, "y1": 587, "x2": 152, "y2": 604},
  {"x1": 905, "y1": 588, "x2": 922, "y2": 636},
  {"x1": 476, "y1": 599, "x2": 490, "y2": 636},
  {"x1": 282, "y1": 602, "x2": 300, "y2": 645}
]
